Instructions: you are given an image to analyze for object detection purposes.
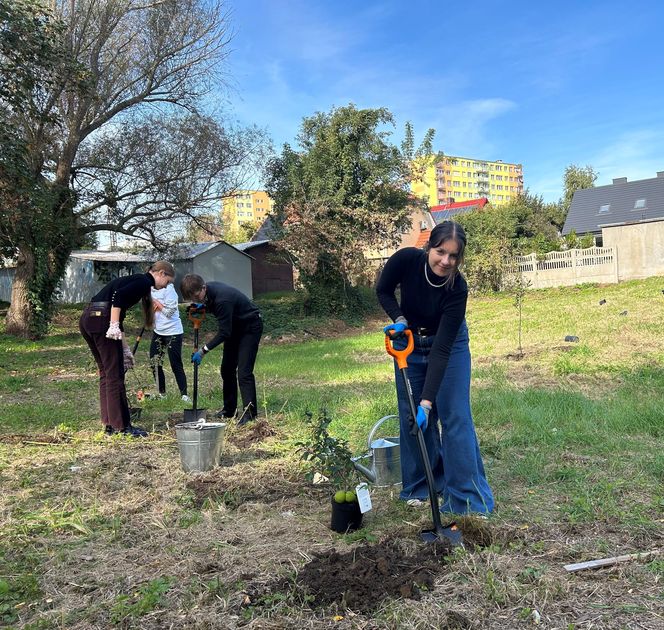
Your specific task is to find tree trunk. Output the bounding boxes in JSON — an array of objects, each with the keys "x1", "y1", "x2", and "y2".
[{"x1": 5, "y1": 247, "x2": 35, "y2": 337}]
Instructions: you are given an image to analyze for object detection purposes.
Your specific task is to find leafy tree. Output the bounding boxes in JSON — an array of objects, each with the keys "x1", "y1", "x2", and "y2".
[
  {"x1": 561, "y1": 164, "x2": 598, "y2": 219},
  {"x1": 1, "y1": 0, "x2": 267, "y2": 338},
  {"x1": 183, "y1": 214, "x2": 224, "y2": 243},
  {"x1": 266, "y1": 104, "x2": 433, "y2": 315},
  {"x1": 503, "y1": 190, "x2": 565, "y2": 255},
  {"x1": 456, "y1": 204, "x2": 518, "y2": 292}
]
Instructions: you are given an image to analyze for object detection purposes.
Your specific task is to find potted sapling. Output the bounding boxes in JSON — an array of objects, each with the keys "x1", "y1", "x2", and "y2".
[{"x1": 297, "y1": 410, "x2": 363, "y2": 533}]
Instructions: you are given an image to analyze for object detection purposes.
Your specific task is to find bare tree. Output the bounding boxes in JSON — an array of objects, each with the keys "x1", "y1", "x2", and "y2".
[{"x1": 1, "y1": 0, "x2": 266, "y2": 337}]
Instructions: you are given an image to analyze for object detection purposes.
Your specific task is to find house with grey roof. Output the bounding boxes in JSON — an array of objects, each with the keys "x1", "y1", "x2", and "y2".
[
  {"x1": 563, "y1": 172, "x2": 664, "y2": 241},
  {"x1": 562, "y1": 172, "x2": 664, "y2": 281}
]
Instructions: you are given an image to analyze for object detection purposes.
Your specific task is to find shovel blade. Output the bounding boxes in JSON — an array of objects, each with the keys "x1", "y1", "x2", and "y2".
[
  {"x1": 420, "y1": 522, "x2": 464, "y2": 547},
  {"x1": 183, "y1": 408, "x2": 207, "y2": 423}
]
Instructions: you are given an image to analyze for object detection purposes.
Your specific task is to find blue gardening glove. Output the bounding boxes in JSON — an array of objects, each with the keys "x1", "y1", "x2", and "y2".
[
  {"x1": 191, "y1": 350, "x2": 204, "y2": 365},
  {"x1": 383, "y1": 320, "x2": 407, "y2": 335},
  {"x1": 192, "y1": 302, "x2": 205, "y2": 310},
  {"x1": 416, "y1": 403, "x2": 432, "y2": 432}
]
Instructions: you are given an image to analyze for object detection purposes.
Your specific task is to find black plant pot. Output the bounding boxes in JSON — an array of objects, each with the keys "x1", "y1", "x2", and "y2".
[{"x1": 330, "y1": 497, "x2": 363, "y2": 533}]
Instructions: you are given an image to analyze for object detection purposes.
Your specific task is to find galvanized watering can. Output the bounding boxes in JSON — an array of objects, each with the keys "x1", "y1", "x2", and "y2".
[{"x1": 352, "y1": 415, "x2": 401, "y2": 487}]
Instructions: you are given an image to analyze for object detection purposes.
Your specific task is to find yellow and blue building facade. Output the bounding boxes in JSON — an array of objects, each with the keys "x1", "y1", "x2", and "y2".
[
  {"x1": 412, "y1": 155, "x2": 524, "y2": 207},
  {"x1": 221, "y1": 190, "x2": 275, "y2": 233}
]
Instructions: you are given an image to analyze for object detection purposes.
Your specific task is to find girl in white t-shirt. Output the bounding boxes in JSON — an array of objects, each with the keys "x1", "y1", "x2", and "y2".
[{"x1": 149, "y1": 283, "x2": 190, "y2": 401}]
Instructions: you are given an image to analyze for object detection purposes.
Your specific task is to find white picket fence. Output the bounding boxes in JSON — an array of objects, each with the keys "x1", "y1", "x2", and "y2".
[{"x1": 508, "y1": 246, "x2": 618, "y2": 289}]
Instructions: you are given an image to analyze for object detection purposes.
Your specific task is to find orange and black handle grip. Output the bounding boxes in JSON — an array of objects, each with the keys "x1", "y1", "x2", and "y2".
[
  {"x1": 187, "y1": 303, "x2": 206, "y2": 330},
  {"x1": 384, "y1": 329, "x2": 414, "y2": 368}
]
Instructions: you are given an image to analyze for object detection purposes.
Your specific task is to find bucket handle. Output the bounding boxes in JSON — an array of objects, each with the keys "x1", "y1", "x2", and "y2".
[{"x1": 367, "y1": 415, "x2": 399, "y2": 450}]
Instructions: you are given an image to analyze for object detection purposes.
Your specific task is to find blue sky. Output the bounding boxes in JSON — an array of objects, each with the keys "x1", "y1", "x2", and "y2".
[{"x1": 223, "y1": 0, "x2": 663, "y2": 202}]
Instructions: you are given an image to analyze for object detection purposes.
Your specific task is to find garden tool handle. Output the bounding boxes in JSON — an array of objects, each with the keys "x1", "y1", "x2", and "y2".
[
  {"x1": 131, "y1": 326, "x2": 145, "y2": 356},
  {"x1": 384, "y1": 329, "x2": 414, "y2": 369},
  {"x1": 187, "y1": 303, "x2": 206, "y2": 330}
]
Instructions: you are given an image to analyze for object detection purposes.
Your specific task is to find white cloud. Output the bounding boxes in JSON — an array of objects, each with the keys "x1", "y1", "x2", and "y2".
[
  {"x1": 429, "y1": 98, "x2": 517, "y2": 156},
  {"x1": 591, "y1": 130, "x2": 664, "y2": 184}
]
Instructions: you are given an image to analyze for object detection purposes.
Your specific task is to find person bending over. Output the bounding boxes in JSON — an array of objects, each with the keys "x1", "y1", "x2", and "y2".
[
  {"x1": 79, "y1": 261, "x2": 175, "y2": 437},
  {"x1": 180, "y1": 274, "x2": 263, "y2": 425}
]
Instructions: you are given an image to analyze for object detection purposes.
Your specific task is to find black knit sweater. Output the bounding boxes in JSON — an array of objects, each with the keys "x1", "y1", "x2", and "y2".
[{"x1": 376, "y1": 248, "x2": 468, "y2": 401}]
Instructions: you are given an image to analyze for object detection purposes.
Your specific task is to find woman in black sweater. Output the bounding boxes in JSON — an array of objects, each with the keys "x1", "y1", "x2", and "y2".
[
  {"x1": 376, "y1": 221, "x2": 493, "y2": 515},
  {"x1": 79, "y1": 261, "x2": 175, "y2": 437}
]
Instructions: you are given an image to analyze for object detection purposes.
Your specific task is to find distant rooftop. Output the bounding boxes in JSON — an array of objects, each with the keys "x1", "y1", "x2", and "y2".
[{"x1": 563, "y1": 172, "x2": 664, "y2": 235}]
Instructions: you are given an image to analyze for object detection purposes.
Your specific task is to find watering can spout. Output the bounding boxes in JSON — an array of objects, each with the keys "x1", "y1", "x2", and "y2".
[{"x1": 352, "y1": 458, "x2": 376, "y2": 483}]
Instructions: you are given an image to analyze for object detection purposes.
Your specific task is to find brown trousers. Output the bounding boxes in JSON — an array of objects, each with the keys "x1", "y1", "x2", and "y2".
[{"x1": 79, "y1": 305, "x2": 130, "y2": 430}]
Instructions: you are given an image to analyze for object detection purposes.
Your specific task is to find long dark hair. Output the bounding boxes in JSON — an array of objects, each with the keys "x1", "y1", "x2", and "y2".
[{"x1": 425, "y1": 221, "x2": 466, "y2": 288}]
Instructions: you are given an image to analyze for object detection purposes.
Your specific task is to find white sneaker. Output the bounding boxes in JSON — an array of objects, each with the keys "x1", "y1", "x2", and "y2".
[
  {"x1": 406, "y1": 498, "x2": 427, "y2": 508},
  {"x1": 181, "y1": 395, "x2": 191, "y2": 403}
]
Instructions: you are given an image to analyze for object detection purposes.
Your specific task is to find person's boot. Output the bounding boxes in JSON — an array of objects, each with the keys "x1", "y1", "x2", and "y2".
[
  {"x1": 104, "y1": 425, "x2": 115, "y2": 435},
  {"x1": 215, "y1": 408, "x2": 235, "y2": 419}
]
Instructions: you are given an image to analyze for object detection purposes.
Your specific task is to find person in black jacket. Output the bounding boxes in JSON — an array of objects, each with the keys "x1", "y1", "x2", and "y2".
[
  {"x1": 376, "y1": 221, "x2": 493, "y2": 515},
  {"x1": 180, "y1": 274, "x2": 263, "y2": 425},
  {"x1": 79, "y1": 261, "x2": 175, "y2": 437}
]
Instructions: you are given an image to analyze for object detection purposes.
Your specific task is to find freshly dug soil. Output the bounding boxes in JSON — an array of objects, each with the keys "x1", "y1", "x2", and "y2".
[{"x1": 294, "y1": 537, "x2": 453, "y2": 612}]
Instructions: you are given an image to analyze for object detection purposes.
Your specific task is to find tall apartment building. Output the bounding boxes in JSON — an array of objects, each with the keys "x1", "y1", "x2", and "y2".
[
  {"x1": 412, "y1": 155, "x2": 524, "y2": 207},
  {"x1": 221, "y1": 190, "x2": 275, "y2": 233}
]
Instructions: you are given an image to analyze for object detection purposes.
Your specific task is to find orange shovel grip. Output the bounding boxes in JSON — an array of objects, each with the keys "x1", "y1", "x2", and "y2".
[{"x1": 384, "y1": 329, "x2": 414, "y2": 369}]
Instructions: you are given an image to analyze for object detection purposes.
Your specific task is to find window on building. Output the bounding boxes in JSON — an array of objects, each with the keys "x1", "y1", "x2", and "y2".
[
  {"x1": 599, "y1": 204, "x2": 610, "y2": 214},
  {"x1": 453, "y1": 170, "x2": 460, "y2": 176},
  {"x1": 237, "y1": 203, "x2": 244, "y2": 208},
  {"x1": 634, "y1": 198, "x2": 646, "y2": 209}
]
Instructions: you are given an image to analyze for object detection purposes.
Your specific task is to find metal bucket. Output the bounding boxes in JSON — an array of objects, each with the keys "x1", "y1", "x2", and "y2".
[
  {"x1": 175, "y1": 421, "x2": 226, "y2": 473},
  {"x1": 353, "y1": 415, "x2": 401, "y2": 487}
]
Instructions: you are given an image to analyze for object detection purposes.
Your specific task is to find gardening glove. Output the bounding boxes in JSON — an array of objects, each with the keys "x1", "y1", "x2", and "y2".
[
  {"x1": 105, "y1": 321, "x2": 122, "y2": 340},
  {"x1": 191, "y1": 350, "x2": 204, "y2": 365},
  {"x1": 416, "y1": 402, "x2": 431, "y2": 432},
  {"x1": 191, "y1": 302, "x2": 205, "y2": 310},
  {"x1": 383, "y1": 316, "x2": 408, "y2": 335}
]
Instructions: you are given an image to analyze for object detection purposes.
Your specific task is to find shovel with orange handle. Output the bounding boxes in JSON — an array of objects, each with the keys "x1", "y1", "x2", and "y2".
[{"x1": 385, "y1": 328, "x2": 463, "y2": 546}]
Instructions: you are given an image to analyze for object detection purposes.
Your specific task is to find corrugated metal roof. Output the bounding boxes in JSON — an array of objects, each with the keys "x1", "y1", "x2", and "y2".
[
  {"x1": 563, "y1": 174, "x2": 664, "y2": 235},
  {"x1": 234, "y1": 240, "x2": 270, "y2": 251},
  {"x1": 169, "y1": 241, "x2": 223, "y2": 259}
]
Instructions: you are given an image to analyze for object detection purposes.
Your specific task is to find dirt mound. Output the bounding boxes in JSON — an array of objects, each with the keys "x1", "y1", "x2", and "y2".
[
  {"x1": 294, "y1": 537, "x2": 453, "y2": 612},
  {"x1": 228, "y1": 418, "x2": 276, "y2": 448}
]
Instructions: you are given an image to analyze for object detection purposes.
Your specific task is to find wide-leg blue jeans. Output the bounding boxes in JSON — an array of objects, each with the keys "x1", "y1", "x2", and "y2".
[{"x1": 393, "y1": 321, "x2": 494, "y2": 514}]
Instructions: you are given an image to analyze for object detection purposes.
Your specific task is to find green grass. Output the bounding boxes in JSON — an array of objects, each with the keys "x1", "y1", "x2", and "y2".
[{"x1": 0, "y1": 278, "x2": 663, "y2": 627}]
